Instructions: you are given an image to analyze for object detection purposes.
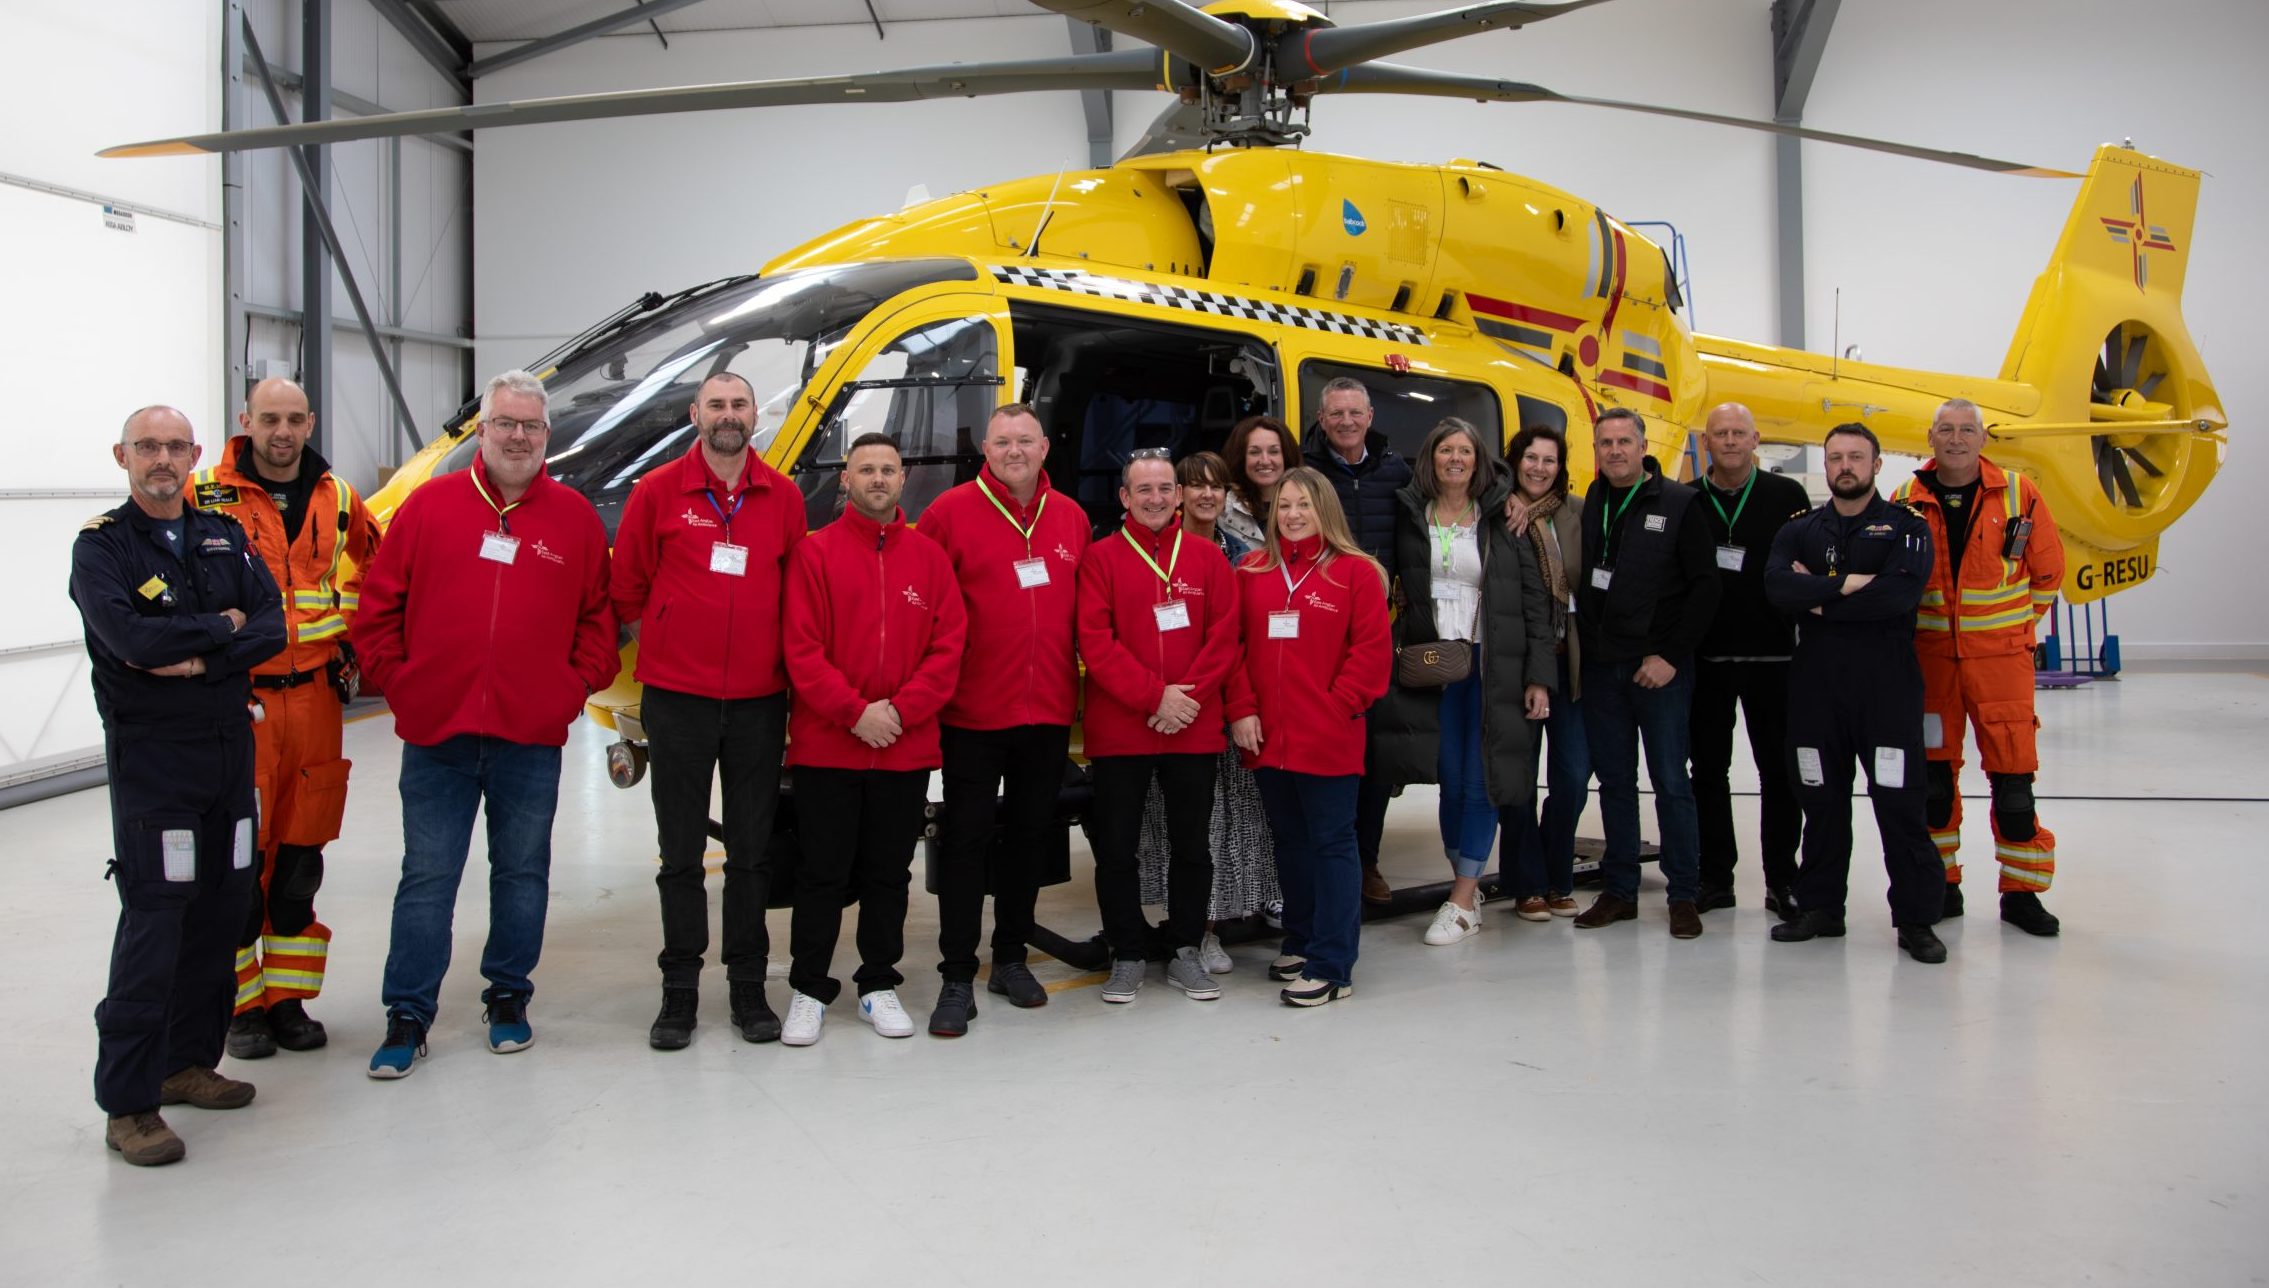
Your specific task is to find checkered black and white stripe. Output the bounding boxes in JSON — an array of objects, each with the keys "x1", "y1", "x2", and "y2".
[{"x1": 989, "y1": 264, "x2": 1429, "y2": 346}]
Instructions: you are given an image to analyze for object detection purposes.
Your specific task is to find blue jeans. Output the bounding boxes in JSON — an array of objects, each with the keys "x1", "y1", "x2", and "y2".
[
  {"x1": 1255, "y1": 770, "x2": 1361, "y2": 986},
  {"x1": 381, "y1": 736, "x2": 562, "y2": 1027},
  {"x1": 1581, "y1": 656, "x2": 1700, "y2": 903},
  {"x1": 1435, "y1": 670, "x2": 1497, "y2": 878},
  {"x1": 1506, "y1": 655, "x2": 1592, "y2": 898}
]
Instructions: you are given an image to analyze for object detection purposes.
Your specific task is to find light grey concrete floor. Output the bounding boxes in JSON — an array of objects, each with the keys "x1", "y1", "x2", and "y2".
[{"x1": 2, "y1": 667, "x2": 2264, "y2": 1286}]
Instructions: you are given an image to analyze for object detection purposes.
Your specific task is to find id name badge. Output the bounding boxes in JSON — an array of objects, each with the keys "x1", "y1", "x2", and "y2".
[
  {"x1": 710, "y1": 542, "x2": 748, "y2": 577},
  {"x1": 480, "y1": 531, "x2": 520, "y2": 565},
  {"x1": 1432, "y1": 580, "x2": 1463, "y2": 600},
  {"x1": 1267, "y1": 611, "x2": 1301, "y2": 640},
  {"x1": 1153, "y1": 599, "x2": 1191, "y2": 632},
  {"x1": 1715, "y1": 545, "x2": 1746, "y2": 572},
  {"x1": 1590, "y1": 567, "x2": 1613, "y2": 591},
  {"x1": 1014, "y1": 557, "x2": 1051, "y2": 589},
  {"x1": 1873, "y1": 746, "x2": 1907, "y2": 789}
]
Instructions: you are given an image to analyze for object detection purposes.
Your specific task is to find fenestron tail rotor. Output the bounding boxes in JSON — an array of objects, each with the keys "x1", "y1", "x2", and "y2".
[{"x1": 2089, "y1": 322, "x2": 2179, "y2": 511}]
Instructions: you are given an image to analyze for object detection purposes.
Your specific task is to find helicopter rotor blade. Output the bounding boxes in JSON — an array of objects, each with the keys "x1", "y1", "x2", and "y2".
[
  {"x1": 101, "y1": 49, "x2": 1162, "y2": 156},
  {"x1": 1323, "y1": 64, "x2": 2083, "y2": 177},
  {"x1": 1289, "y1": 1, "x2": 1616, "y2": 78},
  {"x1": 1029, "y1": 0, "x2": 1256, "y2": 74}
]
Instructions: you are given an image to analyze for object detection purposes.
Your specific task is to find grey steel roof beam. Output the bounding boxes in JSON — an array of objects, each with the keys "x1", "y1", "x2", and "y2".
[
  {"x1": 368, "y1": 0, "x2": 472, "y2": 93},
  {"x1": 1067, "y1": 17, "x2": 1114, "y2": 170},
  {"x1": 468, "y1": 0, "x2": 715, "y2": 79}
]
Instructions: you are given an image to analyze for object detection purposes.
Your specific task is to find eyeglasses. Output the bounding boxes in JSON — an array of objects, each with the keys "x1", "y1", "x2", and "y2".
[
  {"x1": 128, "y1": 439, "x2": 197, "y2": 459},
  {"x1": 1128, "y1": 448, "x2": 1172, "y2": 462},
  {"x1": 488, "y1": 416, "x2": 551, "y2": 438}
]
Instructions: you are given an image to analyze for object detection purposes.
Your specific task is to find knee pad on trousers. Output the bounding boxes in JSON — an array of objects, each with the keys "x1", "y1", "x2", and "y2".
[
  {"x1": 1925, "y1": 760, "x2": 1956, "y2": 829},
  {"x1": 239, "y1": 874, "x2": 267, "y2": 949},
  {"x1": 1990, "y1": 772, "x2": 2038, "y2": 842},
  {"x1": 266, "y1": 845, "x2": 324, "y2": 936}
]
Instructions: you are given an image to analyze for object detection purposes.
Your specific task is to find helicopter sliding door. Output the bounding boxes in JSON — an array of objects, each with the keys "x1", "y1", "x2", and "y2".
[
  {"x1": 784, "y1": 300, "x2": 1009, "y2": 529},
  {"x1": 1008, "y1": 303, "x2": 1278, "y2": 527}
]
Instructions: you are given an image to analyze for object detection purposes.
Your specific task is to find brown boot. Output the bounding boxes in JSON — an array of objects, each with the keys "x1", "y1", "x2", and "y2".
[
  {"x1": 1573, "y1": 892, "x2": 1638, "y2": 929},
  {"x1": 1361, "y1": 866, "x2": 1393, "y2": 905},
  {"x1": 106, "y1": 1111, "x2": 186, "y2": 1166},
  {"x1": 159, "y1": 1066, "x2": 256, "y2": 1110}
]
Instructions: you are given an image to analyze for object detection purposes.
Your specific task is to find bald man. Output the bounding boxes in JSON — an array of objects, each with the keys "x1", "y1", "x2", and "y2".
[
  {"x1": 191, "y1": 379, "x2": 382, "y2": 1058},
  {"x1": 72, "y1": 406, "x2": 286, "y2": 1164},
  {"x1": 1685, "y1": 403, "x2": 1811, "y2": 917}
]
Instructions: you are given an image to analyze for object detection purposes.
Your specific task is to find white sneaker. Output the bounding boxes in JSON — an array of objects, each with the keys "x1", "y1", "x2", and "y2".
[
  {"x1": 1423, "y1": 898, "x2": 1484, "y2": 946},
  {"x1": 1199, "y1": 932, "x2": 1233, "y2": 975},
  {"x1": 781, "y1": 990, "x2": 826, "y2": 1046},
  {"x1": 857, "y1": 989, "x2": 915, "y2": 1038}
]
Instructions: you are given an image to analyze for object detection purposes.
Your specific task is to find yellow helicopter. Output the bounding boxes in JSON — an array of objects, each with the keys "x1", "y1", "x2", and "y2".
[{"x1": 107, "y1": 0, "x2": 2225, "y2": 717}]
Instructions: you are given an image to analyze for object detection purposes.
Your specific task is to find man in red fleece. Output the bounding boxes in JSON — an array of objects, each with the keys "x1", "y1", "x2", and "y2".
[
  {"x1": 916, "y1": 403, "x2": 1089, "y2": 1037},
  {"x1": 1076, "y1": 451, "x2": 1240, "y2": 1005},
  {"x1": 610, "y1": 372, "x2": 805, "y2": 1050},
  {"x1": 778, "y1": 434, "x2": 966, "y2": 1046},
  {"x1": 351, "y1": 370, "x2": 620, "y2": 1079}
]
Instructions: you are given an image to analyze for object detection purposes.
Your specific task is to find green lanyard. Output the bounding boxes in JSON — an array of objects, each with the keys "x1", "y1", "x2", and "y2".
[
  {"x1": 976, "y1": 476, "x2": 1046, "y2": 552},
  {"x1": 1429, "y1": 499, "x2": 1476, "y2": 572},
  {"x1": 1598, "y1": 483, "x2": 1642, "y2": 566},
  {"x1": 1121, "y1": 526, "x2": 1183, "y2": 587},
  {"x1": 1704, "y1": 468, "x2": 1756, "y2": 539}
]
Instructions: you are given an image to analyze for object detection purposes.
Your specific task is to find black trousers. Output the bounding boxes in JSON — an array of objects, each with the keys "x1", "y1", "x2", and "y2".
[
  {"x1": 1354, "y1": 773, "x2": 1394, "y2": 870},
  {"x1": 1089, "y1": 753, "x2": 1217, "y2": 960},
  {"x1": 1691, "y1": 658, "x2": 1802, "y2": 892},
  {"x1": 96, "y1": 729, "x2": 257, "y2": 1115},
  {"x1": 642, "y1": 685, "x2": 787, "y2": 986},
  {"x1": 788, "y1": 767, "x2": 930, "y2": 1004},
  {"x1": 1785, "y1": 639, "x2": 1946, "y2": 927},
  {"x1": 935, "y1": 723, "x2": 1069, "y2": 982}
]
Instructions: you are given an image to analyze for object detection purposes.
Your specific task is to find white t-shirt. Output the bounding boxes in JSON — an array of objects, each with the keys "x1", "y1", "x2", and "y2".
[{"x1": 1428, "y1": 520, "x2": 1484, "y2": 644}]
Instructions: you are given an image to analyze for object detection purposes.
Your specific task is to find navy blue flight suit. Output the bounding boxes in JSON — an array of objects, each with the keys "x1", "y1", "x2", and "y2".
[
  {"x1": 1764, "y1": 493, "x2": 1944, "y2": 927},
  {"x1": 70, "y1": 500, "x2": 285, "y2": 1114}
]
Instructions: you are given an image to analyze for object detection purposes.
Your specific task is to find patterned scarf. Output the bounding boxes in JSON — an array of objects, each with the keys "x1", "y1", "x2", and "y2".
[{"x1": 1523, "y1": 491, "x2": 1568, "y2": 609}]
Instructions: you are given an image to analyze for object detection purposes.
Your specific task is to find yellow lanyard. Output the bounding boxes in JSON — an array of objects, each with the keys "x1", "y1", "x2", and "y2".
[
  {"x1": 976, "y1": 476, "x2": 1046, "y2": 552},
  {"x1": 1121, "y1": 526, "x2": 1183, "y2": 588},
  {"x1": 1429, "y1": 499, "x2": 1475, "y2": 572},
  {"x1": 470, "y1": 468, "x2": 525, "y2": 533}
]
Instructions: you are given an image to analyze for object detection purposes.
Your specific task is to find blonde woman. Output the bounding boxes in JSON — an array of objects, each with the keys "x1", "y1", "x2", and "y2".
[{"x1": 1227, "y1": 468, "x2": 1392, "y2": 1006}]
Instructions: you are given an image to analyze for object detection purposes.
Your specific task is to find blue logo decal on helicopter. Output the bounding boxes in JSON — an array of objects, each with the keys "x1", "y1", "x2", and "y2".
[{"x1": 1342, "y1": 200, "x2": 1367, "y2": 236}]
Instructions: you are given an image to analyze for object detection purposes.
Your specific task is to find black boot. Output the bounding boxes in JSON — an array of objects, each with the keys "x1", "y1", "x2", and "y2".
[
  {"x1": 1770, "y1": 910, "x2": 1848, "y2": 942},
  {"x1": 729, "y1": 980, "x2": 780, "y2": 1043},
  {"x1": 2000, "y1": 891, "x2": 2061, "y2": 937},
  {"x1": 927, "y1": 980, "x2": 979, "y2": 1038},
  {"x1": 1897, "y1": 924, "x2": 1949, "y2": 964},
  {"x1": 1764, "y1": 885, "x2": 1801, "y2": 924},
  {"x1": 649, "y1": 987, "x2": 698, "y2": 1050},
  {"x1": 266, "y1": 999, "x2": 328, "y2": 1051},
  {"x1": 226, "y1": 1008, "x2": 277, "y2": 1060},
  {"x1": 1942, "y1": 882, "x2": 1965, "y2": 918}
]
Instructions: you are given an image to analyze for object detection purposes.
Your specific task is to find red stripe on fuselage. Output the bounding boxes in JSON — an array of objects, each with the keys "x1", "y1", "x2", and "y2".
[
  {"x1": 1599, "y1": 370, "x2": 1671, "y2": 401},
  {"x1": 1466, "y1": 292, "x2": 1584, "y2": 333}
]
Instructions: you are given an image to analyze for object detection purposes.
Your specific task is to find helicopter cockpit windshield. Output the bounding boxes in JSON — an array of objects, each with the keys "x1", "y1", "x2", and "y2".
[{"x1": 430, "y1": 258, "x2": 979, "y2": 535}]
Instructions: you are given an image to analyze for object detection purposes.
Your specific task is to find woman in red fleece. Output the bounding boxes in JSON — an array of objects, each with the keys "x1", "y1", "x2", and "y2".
[
  {"x1": 779, "y1": 434, "x2": 966, "y2": 1047},
  {"x1": 1228, "y1": 467, "x2": 1391, "y2": 1006}
]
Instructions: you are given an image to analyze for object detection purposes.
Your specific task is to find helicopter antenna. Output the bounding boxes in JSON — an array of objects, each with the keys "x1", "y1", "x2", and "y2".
[
  {"x1": 1026, "y1": 164, "x2": 1069, "y2": 258},
  {"x1": 1831, "y1": 287, "x2": 1841, "y2": 381}
]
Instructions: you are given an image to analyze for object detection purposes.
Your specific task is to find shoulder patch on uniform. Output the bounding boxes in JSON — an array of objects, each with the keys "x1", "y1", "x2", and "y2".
[
  {"x1": 194, "y1": 481, "x2": 241, "y2": 508},
  {"x1": 1789, "y1": 507, "x2": 1810, "y2": 520},
  {"x1": 80, "y1": 514, "x2": 115, "y2": 532},
  {"x1": 1898, "y1": 502, "x2": 1928, "y2": 522}
]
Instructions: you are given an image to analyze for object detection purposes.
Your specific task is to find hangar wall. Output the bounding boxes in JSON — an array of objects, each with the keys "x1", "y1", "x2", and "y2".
[
  {"x1": 0, "y1": 0, "x2": 470, "y2": 793},
  {"x1": 470, "y1": 0, "x2": 2263, "y2": 657}
]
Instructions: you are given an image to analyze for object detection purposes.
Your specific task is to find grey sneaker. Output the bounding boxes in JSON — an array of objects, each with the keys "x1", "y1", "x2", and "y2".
[
  {"x1": 1166, "y1": 946, "x2": 1222, "y2": 1000},
  {"x1": 1101, "y1": 958, "x2": 1146, "y2": 1004}
]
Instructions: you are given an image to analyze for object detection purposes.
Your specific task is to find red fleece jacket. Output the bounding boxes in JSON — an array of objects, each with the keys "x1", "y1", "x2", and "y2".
[
  {"x1": 353, "y1": 458, "x2": 619, "y2": 747},
  {"x1": 1076, "y1": 520, "x2": 1241, "y2": 758},
  {"x1": 915, "y1": 465, "x2": 1087, "y2": 730},
  {"x1": 610, "y1": 445, "x2": 805, "y2": 699},
  {"x1": 1225, "y1": 535, "x2": 1393, "y2": 778},
  {"x1": 782, "y1": 505, "x2": 966, "y2": 772}
]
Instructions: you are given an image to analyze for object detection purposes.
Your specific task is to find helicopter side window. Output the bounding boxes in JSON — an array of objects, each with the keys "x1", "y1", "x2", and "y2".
[
  {"x1": 1515, "y1": 395, "x2": 1569, "y2": 436},
  {"x1": 1296, "y1": 360, "x2": 1504, "y2": 462},
  {"x1": 793, "y1": 315, "x2": 1004, "y2": 528}
]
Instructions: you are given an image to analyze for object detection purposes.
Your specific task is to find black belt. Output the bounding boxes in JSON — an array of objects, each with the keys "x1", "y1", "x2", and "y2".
[{"x1": 253, "y1": 670, "x2": 320, "y2": 691}]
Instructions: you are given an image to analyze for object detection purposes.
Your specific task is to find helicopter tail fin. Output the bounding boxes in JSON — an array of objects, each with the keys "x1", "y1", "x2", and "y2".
[{"x1": 1986, "y1": 144, "x2": 2224, "y2": 602}]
